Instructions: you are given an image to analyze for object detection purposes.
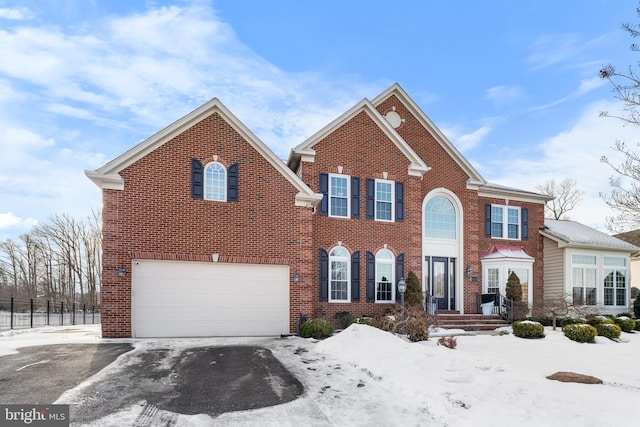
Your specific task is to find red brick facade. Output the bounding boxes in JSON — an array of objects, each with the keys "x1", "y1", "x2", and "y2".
[{"x1": 89, "y1": 84, "x2": 548, "y2": 338}]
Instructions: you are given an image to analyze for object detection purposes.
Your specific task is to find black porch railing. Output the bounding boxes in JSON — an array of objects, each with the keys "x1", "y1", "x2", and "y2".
[
  {"x1": 0, "y1": 297, "x2": 101, "y2": 332},
  {"x1": 476, "y1": 292, "x2": 513, "y2": 323}
]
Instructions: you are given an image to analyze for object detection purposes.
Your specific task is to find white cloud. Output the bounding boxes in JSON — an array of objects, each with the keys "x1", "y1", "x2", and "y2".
[
  {"x1": 0, "y1": 212, "x2": 38, "y2": 231},
  {"x1": 484, "y1": 85, "x2": 523, "y2": 104},
  {"x1": 482, "y1": 99, "x2": 637, "y2": 231},
  {"x1": 527, "y1": 33, "x2": 606, "y2": 70},
  {"x1": 0, "y1": 7, "x2": 33, "y2": 20},
  {"x1": 442, "y1": 118, "x2": 501, "y2": 152}
]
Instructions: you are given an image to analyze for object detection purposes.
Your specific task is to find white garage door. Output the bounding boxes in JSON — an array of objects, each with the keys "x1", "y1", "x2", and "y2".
[{"x1": 131, "y1": 259, "x2": 290, "y2": 337}]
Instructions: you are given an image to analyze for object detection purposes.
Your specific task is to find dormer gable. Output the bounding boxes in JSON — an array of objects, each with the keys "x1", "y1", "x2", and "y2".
[{"x1": 287, "y1": 98, "x2": 430, "y2": 178}]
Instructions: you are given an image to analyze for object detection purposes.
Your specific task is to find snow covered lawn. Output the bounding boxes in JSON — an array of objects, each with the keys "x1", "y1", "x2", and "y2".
[{"x1": 1, "y1": 324, "x2": 638, "y2": 426}]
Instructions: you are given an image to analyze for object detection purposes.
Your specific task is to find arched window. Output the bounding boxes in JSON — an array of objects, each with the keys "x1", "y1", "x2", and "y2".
[
  {"x1": 329, "y1": 246, "x2": 350, "y2": 302},
  {"x1": 376, "y1": 249, "x2": 395, "y2": 302},
  {"x1": 424, "y1": 195, "x2": 456, "y2": 239},
  {"x1": 205, "y1": 162, "x2": 226, "y2": 201}
]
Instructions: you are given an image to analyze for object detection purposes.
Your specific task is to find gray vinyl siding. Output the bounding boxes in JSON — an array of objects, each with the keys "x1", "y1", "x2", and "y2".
[{"x1": 543, "y1": 237, "x2": 565, "y2": 300}]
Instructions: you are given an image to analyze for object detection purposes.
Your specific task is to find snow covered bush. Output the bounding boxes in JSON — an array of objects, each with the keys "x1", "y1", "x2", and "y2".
[
  {"x1": 512, "y1": 320, "x2": 545, "y2": 339},
  {"x1": 596, "y1": 323, "x2": 621, "y2": 340},
  {"x1": 586, "y1": 315, "x2": 614, "y2": 327},
  {"x1": 405, "y1": 318, "x2": 429, "y2": 342},
  {"x1": 563, "y1": 324, "x2": 597, "y2": 343},
  {"x1": 300, "y1": 318, "x2": 334, "y2": 339},
  {"x1": 560, "y1": 317, "x2": 587, "y2": 327},
  {"x1": 615, "y1": 316, "x2": 636, "y2": 333}
]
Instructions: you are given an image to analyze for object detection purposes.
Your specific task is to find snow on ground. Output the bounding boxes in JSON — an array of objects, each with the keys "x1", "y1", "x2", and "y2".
[{"x1": 1, "y1": 324, "x2": 638, "y2": 426}]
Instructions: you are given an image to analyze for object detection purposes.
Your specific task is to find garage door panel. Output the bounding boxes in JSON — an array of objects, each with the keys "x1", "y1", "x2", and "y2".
[{"x1": 131, "y1": 260, "x2": 289, "y2": 337}]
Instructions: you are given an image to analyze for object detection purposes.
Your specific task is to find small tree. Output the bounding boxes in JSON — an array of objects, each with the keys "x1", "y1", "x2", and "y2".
[
  {"x1": 404, "y1": 271, "x2": 423, "y2": 307},
  {"x1": 505, "y1": 271, "x2": 523, "y2": 301},
  {"x1": 634, "y1": 293, "x2": 640, "y2": 319},
  {"x1": 631, "y1": 286, "x2": 640, "y2": 300},
  {"x1": 505, "y1": 271, "x2": 527, "y2": 321}
]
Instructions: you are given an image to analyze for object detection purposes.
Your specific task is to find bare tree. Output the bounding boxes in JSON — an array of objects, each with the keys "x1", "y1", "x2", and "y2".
[
  {"x1": 536, "y1": 178, "x2": 583, "y2": 220},
  {"x1": 0, "y1": 210, "x2": 101, "y2": 306},
  {"x1": 542, "y1": 294, "x2": 601, "y2": 331},
  {"x1": 599, "y1": 3, "x2": 640, "y2": 231}
]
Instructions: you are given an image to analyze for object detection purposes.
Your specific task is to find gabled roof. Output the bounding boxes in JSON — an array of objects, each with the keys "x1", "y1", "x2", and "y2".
[
  {"x1": 85, "y1": 98, "x2": 323, "y2": 208},
  {"x1": 287, "y1": 97, "x2": 430, "y2": 178},
  {"x1": 371, "y1": 83, "x2": 484, "y2": 187},
  {"x1": 372, "y1": 84, "x2": 550, "y2": 204},
  {"x1": 481, "y1": 244, "x2": 534, "y2": 260},
  {"x1": 540, "y1": 219, "x2": 640, "y2": 253}
]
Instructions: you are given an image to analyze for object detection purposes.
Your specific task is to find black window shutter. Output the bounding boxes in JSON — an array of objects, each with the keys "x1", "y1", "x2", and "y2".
[
  {"x1": 522, "y1": 208, "x2": 529, "y2": 240},
  {"x1": 351, "y1": 176, "x2": 360, "y2": 218},
  {"x1": 227, "y1": 163, "x2": 239, "y2": 202},
  {"x1": 396, "y1": 253, "x2": 405, "y2": 301},
  {"x1": 319, "y1": 173, "x2": 328, "y2": 215},
  {"x1": 366, "y1": 178, "x2": 375, "y2": 219},
  {"x1": 366, "y1": 251, "x2": 375, "y2": 302},
  {"x1": 395, "y1": 182, "x2": 404, "y2": 222},
  {"x1": 191, "y1": 158, "x2": 203, "y2": 199},
  {"x1": 319, "y1": 248, "x2": 329, "y2": 302},
  {"x1": 351, "y1": 251, "x2": 360, "y2": 301},
  {"x1": 484, "y1": 204, "x2": 492, "y2": 237}
]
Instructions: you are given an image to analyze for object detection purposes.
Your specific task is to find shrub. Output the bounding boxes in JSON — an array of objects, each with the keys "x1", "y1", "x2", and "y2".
[
  {"x1": 334, "y1": 311, "x2": 354, "y2": 329},
  {"x1": 437, "y1": 336, "x2": 457, "y2": 349},
  {"x1": 405, "y1": 318, "x2": 430, "y2": 342},
  {"x1": 563, "y1": 324, "x2": 597, "y2": 343},
  {"x1": 369, "y1": 315, "x2": 398, "y2": 333},
  {"x1": 505, "y1": 271, "x2": 523, "y2": 301},
  {"x1": 596, "y1": 323, "x2": 621, "y2": 340},
  {"x1": 300, "y1": 318, "x2": 334, "y2": 339},
  {"x1": 512, "y1": 321, "x2": 545, "y2": 339},
  {"x1": 614, "y1": 316, "x2": 636, "y2": 333},
  {"x1": 634, "y1": 295, "x2": 640, "y2": 319},
  {"x1": 560, "y1": 317, "x2": 587, "y2": 327},
  {"x1": 586, "y1": 315, "x2": 614, "y2": 327},
  {"x1": 405, "y1": 271, "x2": 423, "y2": 307}
]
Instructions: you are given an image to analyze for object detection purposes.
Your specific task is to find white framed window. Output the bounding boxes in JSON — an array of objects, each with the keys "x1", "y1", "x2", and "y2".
[
  {"x1": 487, "y1": 268, "x2": 500, "y2": 295},
  {"x1": 375, "y1": 179, "x2": 394, "y2": 221},
  {"x1": 603, "y1": 256, "x2": 627, "y2": 306},
  {"x1": 491, "y1": 205, "x2": 520, "y2": 239},
  {"x1": 375, "y1": 249, "x2": 395, "y2": 302},
  {"x1": 205, "y1": 162, "x2": 226, "y2": 201},
  {"x1": 329, "y1": 246, "x2": 350, "y2": 302},
  {"x1": 329, "y1": 174, "x2": 350, "y2": 218},
  {"x1": 424, "y1": 195, "x2": 456, "y2": 239},
  {"x1": 571, "y1": 254, "x2": 597, "y2": 305},
  {"x1": 482, "y1": 260, "x2": 533, "y2": 305}
]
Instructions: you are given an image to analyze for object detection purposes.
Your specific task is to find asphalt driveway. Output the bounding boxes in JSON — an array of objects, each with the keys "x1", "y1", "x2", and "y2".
[
  {"x1": 0, "y1": 341, "x2": 304, "y2": 425},
  {"x1": 0, "y1": 343, "x2": 133, "y2": 404}
]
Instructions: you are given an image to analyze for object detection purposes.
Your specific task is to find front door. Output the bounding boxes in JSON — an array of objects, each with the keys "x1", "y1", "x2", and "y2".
[{"x1": 427, "y1": 257, "x2": 456, "y2": 311}]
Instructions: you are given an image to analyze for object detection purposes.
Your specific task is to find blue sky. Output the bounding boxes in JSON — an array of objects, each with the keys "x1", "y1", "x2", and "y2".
[{"x1": 0, "y1": 0, "x2": 638, "y2": 240}]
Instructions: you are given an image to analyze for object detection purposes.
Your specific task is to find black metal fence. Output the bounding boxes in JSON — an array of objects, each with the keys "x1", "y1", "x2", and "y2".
[{"x1": 0, "y1": 297, "x2": 101, "y2": 332}]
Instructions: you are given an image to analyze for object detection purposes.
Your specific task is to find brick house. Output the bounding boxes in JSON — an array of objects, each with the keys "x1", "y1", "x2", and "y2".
[{"x1": 86, "y1": 83, "x2": 550, "y2": 338}]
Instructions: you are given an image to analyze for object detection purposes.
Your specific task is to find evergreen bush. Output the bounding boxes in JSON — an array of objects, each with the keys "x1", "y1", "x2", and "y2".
[
  {"x1": 596, "y1": 323, "x2": 621, "y2": 340},
  {"x1": 404, "y1": 271, "x2": 423, "y2": 307},
  {"x1": 560, "y1": 317, "x2": 587, "y2": 327},
  {"x1": 300, "y1": 318, "x2": 334, "y2": 339},
  {"x1": 405, "y1": 318, "x2": 430, "y2": 342},
  {"x1": 512, "y1": 320, "x2": 545, "y2": 339},
  {"x1": 563, "y1": 323, "x2": 597, "y2": 343},
  {"x1": 586, "y1": 315, "x2": 614, "y2": 327},
  {"x1": 614, "y1": 316, "x2": 636, "y2": 333},
  {"x1": 634, "y1": 295, "x2": 640, "y2": 319},
  {"x1": 334, "y1": 311, "x2": 354, "y2": 329}
]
